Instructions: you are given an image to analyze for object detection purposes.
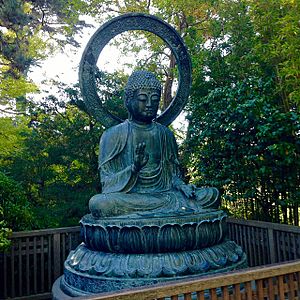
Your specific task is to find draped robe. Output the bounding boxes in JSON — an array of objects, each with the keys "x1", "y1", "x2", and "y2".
[{"x1": 89, "y1": 120, "x2": 218, "y2": 218}]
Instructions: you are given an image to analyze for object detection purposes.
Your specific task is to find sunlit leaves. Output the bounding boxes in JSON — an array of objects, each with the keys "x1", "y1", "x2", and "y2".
[{"x1": 183, "y1": 0, "x2": 299, "y2": 223}]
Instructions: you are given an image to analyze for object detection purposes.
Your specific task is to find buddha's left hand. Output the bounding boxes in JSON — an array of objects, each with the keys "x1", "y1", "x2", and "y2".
[{"x1": 178, "y1": 184, "x2": 196, "y2": 199}]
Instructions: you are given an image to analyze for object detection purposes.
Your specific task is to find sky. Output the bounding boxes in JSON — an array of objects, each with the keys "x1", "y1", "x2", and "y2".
[{"x1": 29, "y1": 25, "x2": 125, "y2": 86}]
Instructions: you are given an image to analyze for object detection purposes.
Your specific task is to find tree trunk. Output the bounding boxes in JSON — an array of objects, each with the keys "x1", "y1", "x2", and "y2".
[{"x1": 162, "y1": 53, "x2": 176, "y2": 110}]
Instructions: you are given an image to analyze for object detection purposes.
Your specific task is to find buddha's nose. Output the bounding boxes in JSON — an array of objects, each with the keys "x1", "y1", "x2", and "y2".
[{"x1": 146, "y1": 98, "x2": 152, "y2": 107}]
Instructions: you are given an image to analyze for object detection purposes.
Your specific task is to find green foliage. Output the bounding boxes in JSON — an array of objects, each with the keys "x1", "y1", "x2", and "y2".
[
  {"x1": 250, "y1": 0, "x2": 300, "y2": 107},
  {"x1": 186, "y1": 78, "x2": 299, "y2": 220},
  {"x1": 0, "y1": 72, "x2": 126, "y2": 229},
  {"x1": 94, "y1": 70, "x2": 128, "y2": 120},
  {"x1": 183, "y1": 0, "x2": 300, "y2": 223},
  {"x1": 0, "y1": 0, "x2": 93, "y2": 107},
  {"x1": 0, "y1": 206, "x2": 11, "y2": 251},
  {"x1": 7, "y1": 98, "x2": 102, "y2": 228},
  {"x1": 1, "y1": 0, "x2": 299, "y2": 228},
  {"x1": 0, "y1": 116, "x2": 31, "y2": 168},
  {"x1": 0, "y1": 171, "x2": 34, "y2": 231}
]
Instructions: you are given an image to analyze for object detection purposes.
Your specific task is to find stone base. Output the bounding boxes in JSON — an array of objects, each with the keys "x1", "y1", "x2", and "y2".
[
  {"x1": 57, "y1": 240, "x2": 247, "y2": 296},
  {"x1": 52, "y1": 277, "x2": 71, "y2": 300},
  {"x1": 52, "y1": 276, "x2": 95, "y2": 299},
  {"x1": 80, "y1": 210, "x2": 227, "y2": 253}
]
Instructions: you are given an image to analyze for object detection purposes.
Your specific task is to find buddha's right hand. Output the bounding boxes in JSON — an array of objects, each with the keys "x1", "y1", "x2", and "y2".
[{"x1": 133, "y1": 142, "x2": 149, "y2": 172}]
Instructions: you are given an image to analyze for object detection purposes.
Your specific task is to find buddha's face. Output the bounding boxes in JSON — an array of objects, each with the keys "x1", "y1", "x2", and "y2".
[{"x1": 128, "y1": 88, "x2": 160, "y2": 123}]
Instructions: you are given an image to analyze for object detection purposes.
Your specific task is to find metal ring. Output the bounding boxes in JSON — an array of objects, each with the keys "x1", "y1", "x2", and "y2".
[{"x1": 79, "y1": 13, "x2": 191, "y2": 127}]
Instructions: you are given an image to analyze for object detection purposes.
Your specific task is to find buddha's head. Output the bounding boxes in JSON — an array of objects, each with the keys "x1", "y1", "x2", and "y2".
[{"x1": 124, "y1": 70, "x2": 161, "y2": 124}]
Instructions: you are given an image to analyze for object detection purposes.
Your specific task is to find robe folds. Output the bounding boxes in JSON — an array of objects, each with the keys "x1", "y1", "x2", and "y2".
[{"x1": 89, "y1": 120, "x2": 218, "y2": 218}]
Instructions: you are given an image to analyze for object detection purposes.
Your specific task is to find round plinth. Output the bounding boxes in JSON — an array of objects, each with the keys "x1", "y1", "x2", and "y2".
[
  {"x1": 59, "y1": 240, "x2": 247, "y2": 296},
  {"x1": 80, "y1": 210, "x2": 227, "y2": 253}
]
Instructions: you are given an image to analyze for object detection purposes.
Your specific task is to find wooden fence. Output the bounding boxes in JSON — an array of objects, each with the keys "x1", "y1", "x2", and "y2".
[
  {"x1": 81, "y1": 260, "x2": 300, "y2": 300},
  {"x1": 0, "y1": 227, "x2": 80, "y2": 300},
  {"x1": 1, "y1": 218, "x2": 300, "y2": 300},
  {"x1": 228, "y1": 218, "x2": 300, "y2": 266}
]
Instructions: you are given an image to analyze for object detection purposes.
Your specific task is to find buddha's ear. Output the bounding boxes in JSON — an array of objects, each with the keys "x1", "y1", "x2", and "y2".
[
  {"x1": 123, "y1": 89, "x2": 133, "y2": 108},
  {"x1": 123, "y1": 94, "x2": 128, "y2": 108},
  {"x1": 123, "y1": 95, "x2": 133, "y2": 119}
]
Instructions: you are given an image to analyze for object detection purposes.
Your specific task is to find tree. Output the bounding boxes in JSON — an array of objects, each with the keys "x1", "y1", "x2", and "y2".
[
  {"x1": 1, "y1": 0, "x2": 299, "y2": 228},
  {"x1": 0, "y1": 171, "x2": 34, "y2": 231},
  {"x1": 250, "y1": 0, "x2": 300, "y2": 110},
  {"x1": 0, "y1": 0, "x2": 92, "y2": 111},
  {"x1": 0, "y1": 206, "x2": 11, "y2": 251},
  {"x1": 1, "y1": 71, "x2": 127, "y2": 228},
  {"x1": 183, "y1": 0, "x2": 300, "y2": 224}
]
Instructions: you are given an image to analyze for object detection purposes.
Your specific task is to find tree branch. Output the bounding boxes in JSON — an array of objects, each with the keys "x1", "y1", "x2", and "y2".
[{"x1": 0, "y1": 107, "x2": 26, "y2": 115}]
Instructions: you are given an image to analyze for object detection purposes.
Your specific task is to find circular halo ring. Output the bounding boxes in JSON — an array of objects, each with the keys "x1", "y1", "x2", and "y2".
[{"x1": 79, "y1": 13, "x2": 192, "y2": 128}]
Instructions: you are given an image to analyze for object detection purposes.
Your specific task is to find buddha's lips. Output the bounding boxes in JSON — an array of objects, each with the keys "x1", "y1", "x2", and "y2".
[{"x1": 144, "y1": 110, "x2": 155, "y2": 114}]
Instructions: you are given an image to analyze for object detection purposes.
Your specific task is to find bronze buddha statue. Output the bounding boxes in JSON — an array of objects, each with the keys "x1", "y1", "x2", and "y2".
[{"x1": 89, "y1": 70, "x2": 219, "y2": 218}]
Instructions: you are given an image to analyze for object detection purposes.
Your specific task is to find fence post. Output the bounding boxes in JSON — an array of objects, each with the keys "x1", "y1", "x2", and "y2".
[
  {"x1": 267, "y1": 227, "x2": 276, "y2": 264},
  {"x1": 53, "y1": 233, "x2": 61, "y2": 280}
]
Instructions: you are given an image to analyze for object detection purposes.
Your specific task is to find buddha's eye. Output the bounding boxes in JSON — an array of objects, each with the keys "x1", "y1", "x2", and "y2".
[
  {"x1": 137, "y1": 94, "x2": 147, "y2": 102},
  {"x1": 151, "y1": 95, "x2": 160, "y2": 103}
]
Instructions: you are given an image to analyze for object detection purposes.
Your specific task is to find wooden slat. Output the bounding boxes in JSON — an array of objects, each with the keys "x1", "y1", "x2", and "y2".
[
  {"x1": 221, "y1": 286, "x2": 229, "y2": 300},
  {"x1": 3, "y1": 251, "x2": 8, "y2": 298},
  {"x1": 241, "y1": 224, "x2": 247, "y2": 254},
  {"x1": 26, "y1": 237, "x2": 30, "y2": 295},
  {"x1": 292, "y1": 233, "x2": 297, "y2": 260},
  {"x1": 33, "y1": 236, "x2": 37, "y2": 294},
  {"x1": 41, "y1": 236, "x2": 45, "y2": 292},
  {"x1": 47, "y1": 235, "x2": 52, "y2": 290},
  {"x1": 11, "y1": 241, "x2": 15, "y2": 298},
  {"x1": 267, "y1": 227, "x2": 276, "y2": 264},
  {"x1": 62, "y1": 233, "x2": 66, "y2": 263},
  {"x1": 68, "y1": 232, "x2": 72, "y2": 252},
  {"x1": 267, "y1": 277, "x2": 274, "y2": 299},
  {"x1": 209, "y1": 288, "x2": 217, "y2": 300},
  {"x1": 288, "y1": 273, "x2": 294, "y2": 299},
  {"x1": 279, "y1": 231, "x2": 284, "y2": 263},
  {"x1": 287, "y1": 233, "x2": 292, "y2": 261},
  {"x1": 245, "y1": 281, "x2": 252, "y2": 300},
  {"x1": 261, "y1": 229, "x2": 267, "y2": 265},
  {"x1": 278, "y1": 275, "x2": 285, "y2": 300},
  {"x1": 11, "y1": 226, "x2": 80, "y2": 238},
  {"x1": 295, "y1": 272, "x2": 300, "y2": 298},
  {"x1": 256, "y1": 279, "x2": 263, "y2": 300},
  {"x1": 275, "y1": 231, "x2": 281, "y2": 262},
  {"x1": 238, "y1": 223, "x2": 243, "y2": 247},
  {"x1": 184, "y1": 292, "x2": 192, "y2": 300},
  {"x1": 257, "y1": 228, "x2": 262, "y2": 266},
  {"x1": 253, "y1": 227, "x2": 259, "y2": 266},
  {"x1": 196, "y1": 291, "x2": 205, "y2": 300},
  {"x1": 234, "y1": 283, "x2": 241, "y2": 300},
  {"x1": 53, "y1": 233, "x2": 61, "y2": 280},
  {"x1": 246, "y1": 226, "x2": 253, "y2": 267},
  {"x1": 251, "y1": 226, "x2": 257, "y2": 266},
  {"x1": 18, "y1": 239, "x2": 22, "y2": 296}
]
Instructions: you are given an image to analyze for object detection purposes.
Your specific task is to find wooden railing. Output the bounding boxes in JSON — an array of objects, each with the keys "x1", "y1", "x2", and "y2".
[
  {"x1": 228, "y1": 218, "x2": 300, "y2": 266},
  {"x1": 81, "y1": 260, "x2": 300, "y2": 300},
  {"x1": 0, "y1": 226, "x2": 80, "y2": 300},
  {"x1": 1, "y1": 218, "x2": 300, "y2": 299}
]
